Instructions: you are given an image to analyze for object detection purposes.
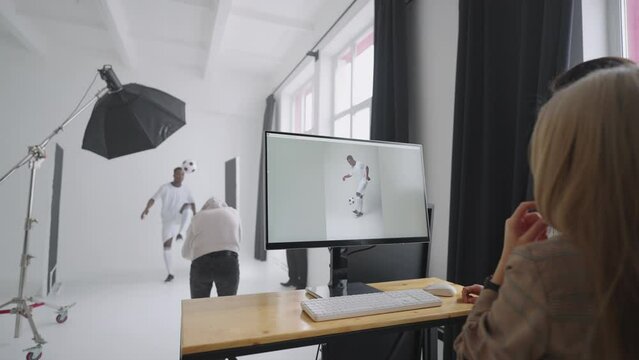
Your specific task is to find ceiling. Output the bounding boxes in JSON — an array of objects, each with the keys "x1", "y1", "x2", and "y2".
[{"x1": 0, "y1": 0, "x2": 351, "y2": 79}]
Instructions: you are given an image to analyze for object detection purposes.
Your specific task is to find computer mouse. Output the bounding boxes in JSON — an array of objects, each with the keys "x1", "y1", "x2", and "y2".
[{"x1": 423, "y1": 282, "x2": 457, "y2": 297}]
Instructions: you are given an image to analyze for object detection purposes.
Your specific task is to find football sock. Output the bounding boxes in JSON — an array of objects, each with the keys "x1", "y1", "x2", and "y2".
[{"x1": 163, "y1": 248, "x2": 172, "y2": 275}]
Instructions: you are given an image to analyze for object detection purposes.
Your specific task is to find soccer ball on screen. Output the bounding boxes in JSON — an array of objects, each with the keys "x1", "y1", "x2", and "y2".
[
  {"x1": 182, "y1": 159, "x2": 197, "y2": 174},
  {"x1": 348, "y1": 197, "x2": 355, "y2": 206}
]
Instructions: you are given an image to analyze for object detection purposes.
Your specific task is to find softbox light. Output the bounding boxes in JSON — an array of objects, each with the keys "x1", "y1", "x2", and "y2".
[{"x1": 82, "y1": 67, "x2": 186, "y2": 159}]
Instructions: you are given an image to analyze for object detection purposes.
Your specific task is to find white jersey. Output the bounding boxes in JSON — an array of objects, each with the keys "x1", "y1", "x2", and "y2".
[
  {"x1": 152, "y1": 183, "x2": 195, "y2": 222},
  {"x1": 350, "y1": 161, "x2": 368, "y2": 181}
]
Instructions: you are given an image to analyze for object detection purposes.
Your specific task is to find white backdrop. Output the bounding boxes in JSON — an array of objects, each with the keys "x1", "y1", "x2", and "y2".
[{"x1": 0, "y1": 45, "x2": 268, "y2": 295}]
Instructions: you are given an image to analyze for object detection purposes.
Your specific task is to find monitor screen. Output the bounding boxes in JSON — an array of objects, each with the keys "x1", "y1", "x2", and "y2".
[{"x1": 265, "y1": 132, "x2": 430, "y2": 249}]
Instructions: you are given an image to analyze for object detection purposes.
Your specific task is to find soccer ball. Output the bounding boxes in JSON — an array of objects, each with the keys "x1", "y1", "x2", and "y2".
[
  {"x1": 348, "y1": 197, "x2": 355, "y2": 206},
  {"x1": 182, "y1": 159, "x2": 197, "y2": 174}
]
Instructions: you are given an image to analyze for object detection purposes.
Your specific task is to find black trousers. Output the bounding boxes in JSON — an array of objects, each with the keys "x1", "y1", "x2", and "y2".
[
  {"x1": 190, "y1": 251, "x2": 240, "y2": 299},
  {"x1": 286, "y1": 248, "x2": 308, "y2": 289}
]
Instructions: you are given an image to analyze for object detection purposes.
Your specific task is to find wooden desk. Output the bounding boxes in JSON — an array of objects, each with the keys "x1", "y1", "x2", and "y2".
[{"x1": 181, "y1": 277, "x2": 472, "y2": 359}]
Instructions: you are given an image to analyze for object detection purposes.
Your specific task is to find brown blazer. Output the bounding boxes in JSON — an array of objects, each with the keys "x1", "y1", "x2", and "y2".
[{"x1": 454, "y1": 237, "x2": 595, "y2": 359}]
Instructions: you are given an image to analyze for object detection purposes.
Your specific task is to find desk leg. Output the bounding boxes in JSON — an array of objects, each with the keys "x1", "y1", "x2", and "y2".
[
  {"x1": 422, "y1": 328, "x2": 438, "y2": 360},
  {"x1": 443, "y1": 321, "x2": 462, "y2": 360}
]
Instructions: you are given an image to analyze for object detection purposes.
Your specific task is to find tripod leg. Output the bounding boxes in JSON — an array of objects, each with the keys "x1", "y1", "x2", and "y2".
[
  {"x1": 0, "y1": 298, "x2": 17, "y2": 309},
  {"x1": 15, "y1": 306, "x2": 22, "y2": 338},
  {"x1": 23, "y1": 306, "x2": 46, "y2": 345}
]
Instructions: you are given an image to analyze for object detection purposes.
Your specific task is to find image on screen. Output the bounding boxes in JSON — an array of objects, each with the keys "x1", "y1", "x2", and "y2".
[{"x1": 265, "y1": 132, "x2": 429, "y2": 249}]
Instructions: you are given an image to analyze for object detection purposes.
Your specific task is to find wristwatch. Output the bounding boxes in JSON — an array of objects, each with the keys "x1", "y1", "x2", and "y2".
[{"x1": 483, "y1": 275, "x2": 501, "y2": 293}]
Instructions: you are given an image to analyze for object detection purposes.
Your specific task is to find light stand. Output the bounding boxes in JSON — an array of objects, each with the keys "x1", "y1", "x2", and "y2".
[{"x1": 0, "y1": 86, "x2": 109, "y2": 360}]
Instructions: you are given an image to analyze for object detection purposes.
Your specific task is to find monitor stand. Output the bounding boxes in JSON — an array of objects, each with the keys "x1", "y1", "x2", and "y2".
[{"x1": 305, "y1": 247, "x2": 380, "y2": 298}]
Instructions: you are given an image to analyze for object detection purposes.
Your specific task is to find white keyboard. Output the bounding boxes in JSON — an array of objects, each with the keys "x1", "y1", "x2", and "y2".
[{"x1": 301, "y1": 289, "x2": 443, "y2": 322}]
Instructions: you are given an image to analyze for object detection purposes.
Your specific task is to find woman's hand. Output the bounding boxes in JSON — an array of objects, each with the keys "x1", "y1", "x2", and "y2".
[
  {"x1": 461, "y1": 284, "x2": 484, "y2": 304},
  {"x1": 493, "y1": 201, "x2": 547, "y2": 284}
]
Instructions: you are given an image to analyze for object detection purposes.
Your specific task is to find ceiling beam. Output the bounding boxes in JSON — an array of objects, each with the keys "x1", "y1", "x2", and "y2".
[
  {"x1": 202, "y1": 0, "x2": 232, "y2": 79},
  {"x1": 231, "y1": 6, "x2": 314, "y2": 32},
  {"x1": 221, "y1": 48, "x2": 283, "y2": 65},
  {"x1": 0, "y1": 0, "x2": 46, "y2": 55},
  {"x1": 98, "y1": 0, "x2": 136, "y2": 68}
]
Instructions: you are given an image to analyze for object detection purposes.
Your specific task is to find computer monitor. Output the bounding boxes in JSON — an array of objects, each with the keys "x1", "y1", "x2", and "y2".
[{"x1": 265, "y1": 131, "x2": 430, "y2": 295}]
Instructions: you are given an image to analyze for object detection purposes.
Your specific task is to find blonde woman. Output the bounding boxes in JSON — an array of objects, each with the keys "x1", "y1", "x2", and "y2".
[
  {"x1": 454, "y1": 68, "x2": 639, "y2": 358},
  {"x1": 460, "y1": 56, "x2": 636, "y2": 305}
]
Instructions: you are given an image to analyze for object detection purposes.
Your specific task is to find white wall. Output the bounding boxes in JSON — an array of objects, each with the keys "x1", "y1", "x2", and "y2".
[
  {"x1": 583, "y1": 0, "x2": 611, "y2": 59},
  {"x1": 407, "y1": 0, "x2": 459, "y2": 280},
  {"x1": 582, "y1": 0, "x2": 625, "y2": 60},
  {"x1": 0, "y1": 42, "x2": 268, "y2": 295}
]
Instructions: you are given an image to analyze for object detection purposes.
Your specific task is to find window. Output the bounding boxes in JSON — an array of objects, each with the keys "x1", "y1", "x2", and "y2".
[
  {"x1": 332, "y1": 29, "x2": 374, "y2": 139},
  {"x1": 289, "y1": 80, "x2": 314, "y2": 134},
  {"x1": 626, "y1": 0, "x2": 639, "y2": 61}
]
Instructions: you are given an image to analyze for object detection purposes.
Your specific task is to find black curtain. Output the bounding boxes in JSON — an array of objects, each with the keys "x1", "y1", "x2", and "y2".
[
  {"x1": 370, "y1": 0, "x2": 408, "y2": 142},
  {"x1": 254, "y1": 95, "x2": 276, "y2": 261},
  {"x1": 447, "y1": 0, "x2": 576, "y2": 286}
]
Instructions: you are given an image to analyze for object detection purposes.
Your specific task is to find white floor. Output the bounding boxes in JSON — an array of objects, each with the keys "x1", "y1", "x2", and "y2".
[{"x1": 0, "y1": 255, "x2": 318, "y2": 360}]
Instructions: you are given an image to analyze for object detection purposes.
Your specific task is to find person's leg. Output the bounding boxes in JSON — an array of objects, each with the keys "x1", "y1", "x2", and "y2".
[
  {"x1": 162, "y1": 220, "x2": 180, "y2": 280},
  {"x1": 177, "y1": 210, "x2": 192, "y2": 241},
  {"x1": 356, "y1": 181, "x2": 368, "y2": 215},
  {"x1": 213, "y1": 255, "x2": 240, "y2": 297},
  {"x1": 356, "y1": 180, "x2": 368, "y2": 215},
  {"x1": 163, "y1": 238, "x2": 174, "y2": 281},
  {"x1": 296, "y1": 249, "x2": 308, "y2": 289},
  {"x1": 287, "y1": 249, "x2": 307, "y2": 289},
  {"x1": 355, "y1": 192, "x2": 364, "y2": 216},
  {"x1": 281, "y1": 250, "x2": 295, "y2": 287},
  {"x1": 190, "y1": 255, "x2": 214, "y2": 299}
]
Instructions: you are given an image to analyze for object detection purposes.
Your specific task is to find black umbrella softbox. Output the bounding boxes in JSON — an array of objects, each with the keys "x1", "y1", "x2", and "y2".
[{"x1": 82, "y1": 83, "x2": 185, "y2": 159}]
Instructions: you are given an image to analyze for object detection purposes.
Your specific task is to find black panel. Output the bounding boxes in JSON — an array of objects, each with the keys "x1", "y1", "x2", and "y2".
[
  {"x1": 225, "y1": 158, "x2": 237, "y2": 209},
  {"x1": 48, "y1": 144, "x2": 63, "y2": 295}
]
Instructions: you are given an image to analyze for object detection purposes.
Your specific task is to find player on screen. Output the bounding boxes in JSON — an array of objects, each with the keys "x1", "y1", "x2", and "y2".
[{"x1": 342, "y1": 155, "x2": 370, "y2": 217}]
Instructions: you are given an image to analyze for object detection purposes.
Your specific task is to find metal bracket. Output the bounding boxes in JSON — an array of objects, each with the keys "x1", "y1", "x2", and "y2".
[
  {"x1": 28, "y1": 146, "x2": 46, "y2": 160},
  {"x1": 26, "y1": 218, "x2": 38, "y2": 231},
  {"x1": 306, "y1": 50, "x2": 319, "y2": 62}
]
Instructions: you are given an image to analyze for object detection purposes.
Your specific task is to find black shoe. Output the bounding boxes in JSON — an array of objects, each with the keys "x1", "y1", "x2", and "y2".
[
  {"x1": 356, "y1": 212, "x2": 363, "y2": 217},
  {"x1": 280, "y1": 280, "x2": 295, "y2": 287},
  {"x1": 176, "y1": 234, "x2": 183, "y2": 241},
  {"x1": 164, "y1": 274, "x2": 174, "y2": 282}
]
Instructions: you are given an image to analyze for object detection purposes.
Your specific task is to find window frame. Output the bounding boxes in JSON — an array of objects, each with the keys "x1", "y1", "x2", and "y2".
[
  {"x1": 288, "y1": 78, "x2": 315, "y2": 134},
  {"x1": 331, "y1": 25, "x2": 374, "y2": 139}
]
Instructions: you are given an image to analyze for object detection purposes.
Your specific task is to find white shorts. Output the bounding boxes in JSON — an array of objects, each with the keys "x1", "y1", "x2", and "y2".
[
  {"x1": 356, "y1": 179, "x2": 368, "y2": 195},
  {"x1": 161, "y1": 219, "x2": 181, "y2": 242}
]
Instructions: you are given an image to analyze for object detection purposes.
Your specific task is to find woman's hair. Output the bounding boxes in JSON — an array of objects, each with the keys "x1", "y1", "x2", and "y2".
[
  {"x1": 550, "y1": 56, "x2": 636, "y2": 93},
  {"x1": 531, "y1": 67, "x2": 639, "y2": 358}
]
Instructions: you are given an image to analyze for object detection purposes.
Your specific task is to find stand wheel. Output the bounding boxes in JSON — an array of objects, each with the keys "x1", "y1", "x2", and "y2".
[
  {"x1": 26, "y1": 351, "x2": 42, "y2": 360},
  {"x1": 56, "y1": 314, "x2": 67, "y2": 323}
]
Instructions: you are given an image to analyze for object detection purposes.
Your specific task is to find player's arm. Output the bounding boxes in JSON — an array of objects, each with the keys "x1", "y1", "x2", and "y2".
[
  {"x1": 342, "y1": 174, "x2": 352, "y2": 181},
  {"x1": 141, "y1": 199, "x2": 154, "y2": 220},
  {"x1": 184, "y1": 191, "x2": 196, "y2": 215},
  {"x1": 366, "y1": 166, "x2": 370, "y2": 181}
]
